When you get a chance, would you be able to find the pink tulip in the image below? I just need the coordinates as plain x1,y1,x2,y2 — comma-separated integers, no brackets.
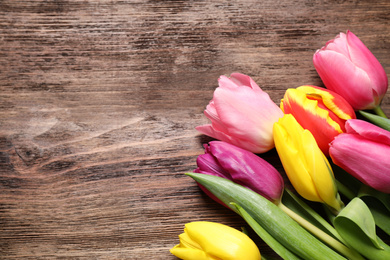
313,31,388,110
329,119,390,193
196,73,284,153
194,141,284,204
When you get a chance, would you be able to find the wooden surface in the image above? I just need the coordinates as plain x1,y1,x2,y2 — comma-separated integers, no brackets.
1,1,389,259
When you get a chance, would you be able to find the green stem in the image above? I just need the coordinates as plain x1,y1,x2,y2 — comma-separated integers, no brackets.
278,202,365,260
336,180,356,201
283,189,346,243
372,106,388,118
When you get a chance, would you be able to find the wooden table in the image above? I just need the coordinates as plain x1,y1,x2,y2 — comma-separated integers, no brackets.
1,1,389,259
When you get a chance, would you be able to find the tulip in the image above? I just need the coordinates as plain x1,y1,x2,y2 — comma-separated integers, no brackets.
273,114,343,212
170,221,261,260
313,30,388,111
281,85,356,156
194,141,284,204
329,119,390,193
196,73,284,153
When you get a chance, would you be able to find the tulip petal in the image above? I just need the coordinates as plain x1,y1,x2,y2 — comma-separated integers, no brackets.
273,116,321,202
195,124,266,153
217,75,239,90
322,32,350,58
297,85,355,121
208,141,284,202
302,129,340,211
170,231,210,260
314,50,375,110
282,88,342,155
229,73,264,94
185,222,261,260
330,134,390,193
170,247,210,260
195,150,229,178
345,119,390,146
197,73,283,153
178,231,203,250
214,85,280,141
346,31,388,99
203,100,228,134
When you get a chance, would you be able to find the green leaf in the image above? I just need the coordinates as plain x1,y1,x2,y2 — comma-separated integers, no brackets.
360,198,390,236
334,198,390,260
186,172,346,260
231,202,302,260
333,164,390,237
358,186,390,236
358,110,390,131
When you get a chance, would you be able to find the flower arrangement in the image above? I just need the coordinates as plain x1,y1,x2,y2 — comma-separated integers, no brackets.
171,31,390,260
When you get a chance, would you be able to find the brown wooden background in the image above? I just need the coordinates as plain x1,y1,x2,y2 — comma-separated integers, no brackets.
1,0,389,259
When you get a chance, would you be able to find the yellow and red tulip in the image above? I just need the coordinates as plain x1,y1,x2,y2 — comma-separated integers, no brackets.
170,221,261,260
281,85,356,156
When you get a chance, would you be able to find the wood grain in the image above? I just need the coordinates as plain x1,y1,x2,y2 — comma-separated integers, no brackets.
1,0,389,259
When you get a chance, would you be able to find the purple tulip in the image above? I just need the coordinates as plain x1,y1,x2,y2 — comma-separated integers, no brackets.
329,119,390,193
194,141,284,203
313,31,388,110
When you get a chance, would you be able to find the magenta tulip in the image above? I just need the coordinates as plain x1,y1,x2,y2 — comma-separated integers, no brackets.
194,141,284,204
329,119,390,193
313,31,388,111
196,73,284,153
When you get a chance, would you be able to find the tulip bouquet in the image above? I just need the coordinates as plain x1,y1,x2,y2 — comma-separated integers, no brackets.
171,31,390,260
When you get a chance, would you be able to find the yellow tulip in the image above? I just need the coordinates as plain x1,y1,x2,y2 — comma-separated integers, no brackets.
273,114,343,213
170,221,261,260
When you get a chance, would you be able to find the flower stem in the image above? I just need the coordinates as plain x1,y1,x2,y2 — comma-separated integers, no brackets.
336,180,356,201
278,202,365,260
372,106,388,118
282,189,345,243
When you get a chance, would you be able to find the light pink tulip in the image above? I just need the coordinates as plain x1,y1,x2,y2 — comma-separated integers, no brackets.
329,119,390,193
313,31,388,110
196,73,284,153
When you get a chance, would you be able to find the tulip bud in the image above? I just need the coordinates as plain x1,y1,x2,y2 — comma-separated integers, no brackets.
281,85,356,156
196,73,284,153
170,221,261,260
273,114,343,212
330,119,390,193
313,30,388,110
194,141,284,204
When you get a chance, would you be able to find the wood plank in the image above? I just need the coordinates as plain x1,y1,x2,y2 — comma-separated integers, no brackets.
1,0,389,258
